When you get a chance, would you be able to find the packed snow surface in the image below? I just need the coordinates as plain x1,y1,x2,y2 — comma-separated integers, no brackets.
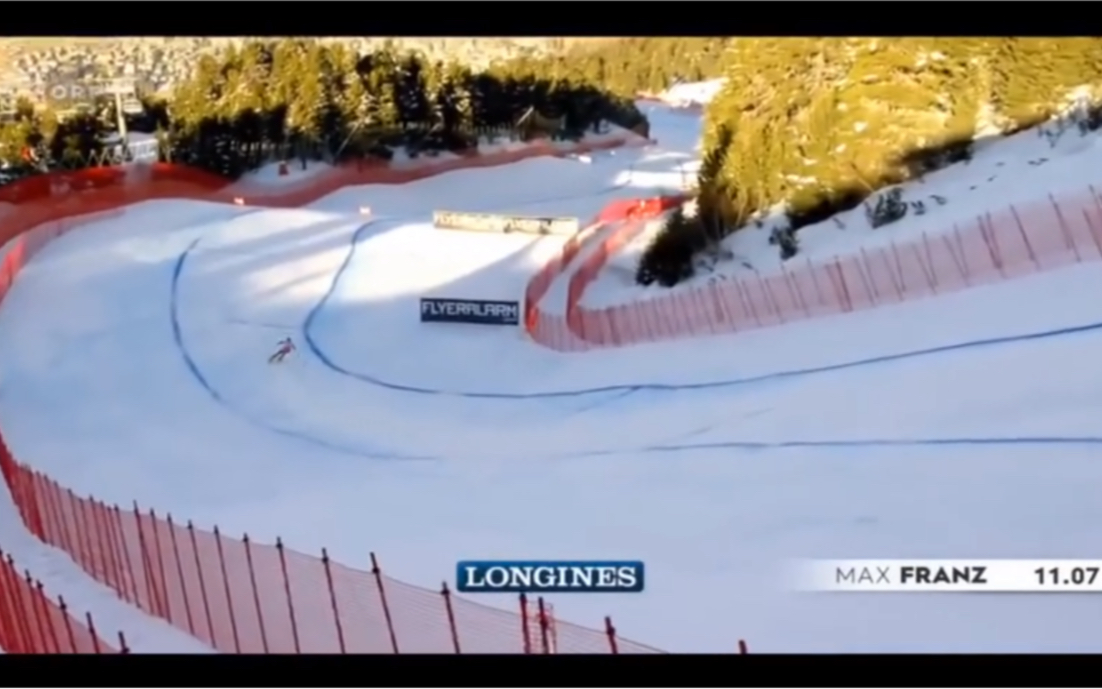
3,85,1102,652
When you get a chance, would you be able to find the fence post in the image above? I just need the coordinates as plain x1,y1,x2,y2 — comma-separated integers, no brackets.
0,554,23,651
735,278,762,326
167,515,196,637
1088,185,1102,254
919,233,939,292
1091,184,1102,217
148,509,171,620
22,470,45,539
242,534,269,653
91,500,123,596
22,572,45,652
806,258,827,309
78,496,105,585
369,552,400,654
738,638,748,654
86,612,101,654
828,260,852,312
29,472,54,545
1048,194,1081,262
547,602,558,654
909,242,936,294
1083,208,1102,257
41,478,71,554
537,597,551,654
1008,205,1038,271
320,548,346,653
188,521,217,647
132,503,159,615
69,490,96,573
940,232,968,286
604,616,619,654
58,595,77,654
862,248,888,302
118,630,130,654
33,580,60,652
275,539,302,653
11,568,32,653
888,242,908,297
440,582,461,654
518,593,532,654
110,505,138,604
0,561,11,650
758,274,783,322
979,213,1004,277
952,225,972,282
784,268,810,318
213,526,242,653
642,298,665,343
849,251,874,306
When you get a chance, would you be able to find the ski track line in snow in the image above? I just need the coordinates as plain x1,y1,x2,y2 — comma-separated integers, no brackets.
165,210,1102,457
170,234,435,462
302,217,1102,399
575,434,1102,460
165,173,647,462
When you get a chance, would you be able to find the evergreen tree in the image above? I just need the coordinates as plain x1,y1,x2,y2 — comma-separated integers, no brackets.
0,37,649,180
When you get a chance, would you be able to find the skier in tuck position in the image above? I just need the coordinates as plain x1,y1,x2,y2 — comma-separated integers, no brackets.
269,337,296,364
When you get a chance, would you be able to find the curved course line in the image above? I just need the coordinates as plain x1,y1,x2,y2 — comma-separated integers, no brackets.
162,161,1102,454
574,434,1102,459
303,219,1102,399
179,229,1102,456
162,158,649,456
170,235,434,462
301,220,640,402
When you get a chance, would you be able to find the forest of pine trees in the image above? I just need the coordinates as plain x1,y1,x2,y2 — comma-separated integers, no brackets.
157,40,659,178
0,38,725,181
638,38,1102,288
0,37,736,182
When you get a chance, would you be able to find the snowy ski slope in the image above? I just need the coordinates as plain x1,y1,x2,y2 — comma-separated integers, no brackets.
3,88,1102,652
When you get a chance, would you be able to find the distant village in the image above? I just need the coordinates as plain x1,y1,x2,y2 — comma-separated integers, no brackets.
0,37,575,120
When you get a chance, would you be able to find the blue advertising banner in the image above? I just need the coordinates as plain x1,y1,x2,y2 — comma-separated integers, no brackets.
455,560,646,594
420,298,520,326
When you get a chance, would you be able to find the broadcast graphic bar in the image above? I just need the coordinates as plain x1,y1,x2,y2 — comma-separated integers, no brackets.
799,559,1102,592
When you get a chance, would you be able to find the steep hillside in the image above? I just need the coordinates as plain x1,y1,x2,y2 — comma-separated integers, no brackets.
639,38,1102,289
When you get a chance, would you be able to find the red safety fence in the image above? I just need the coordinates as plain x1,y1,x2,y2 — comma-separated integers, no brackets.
0,547,126,653
0,136,647,246
0,137,678,654
521,199,642,345
524,186,1102,350
524,196,686,351
0,455,662,654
